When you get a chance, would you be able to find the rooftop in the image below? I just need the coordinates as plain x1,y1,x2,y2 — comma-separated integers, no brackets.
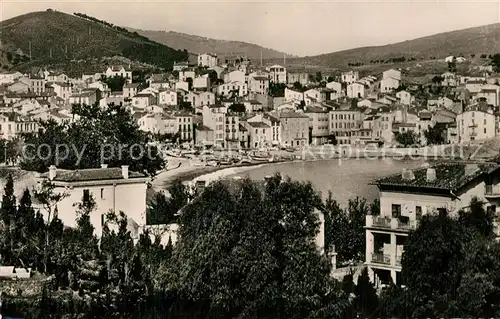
40,167,147,182
374,162,500,192
247,121,270,129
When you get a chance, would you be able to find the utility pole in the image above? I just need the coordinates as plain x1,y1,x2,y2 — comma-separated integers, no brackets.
283,53,286,66
29,41,32,59
260,50,263,67
49,48,52,59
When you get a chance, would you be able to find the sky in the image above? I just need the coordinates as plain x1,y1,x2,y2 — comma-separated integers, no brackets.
2,0,500,56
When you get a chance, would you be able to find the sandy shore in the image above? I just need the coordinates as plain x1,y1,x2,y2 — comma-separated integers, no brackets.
150,145,459,194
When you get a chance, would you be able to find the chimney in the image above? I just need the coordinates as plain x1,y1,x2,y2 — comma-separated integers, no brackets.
426,168,437,182
49,165,57,180
101,163,108,169
121,165,129,179
196,180,206,194
401,168,415,181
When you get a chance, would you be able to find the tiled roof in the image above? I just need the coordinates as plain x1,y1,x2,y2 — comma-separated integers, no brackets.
41,167,147,182
124,83,140,88
196,124,213,131
279,111,309,119
374,163,500,192
247,121,270,128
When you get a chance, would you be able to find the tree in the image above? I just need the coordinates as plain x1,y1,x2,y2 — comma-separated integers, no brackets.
327,76,335,83
33,179,68,273
21,103,165,176
391,209,500,318
395,131,419,147
424,124,445,145
458,196,494,239
323,193,370,264
292,81,303,91
268,83,287,97
167,176,348,318
228,103,246,113
490,53,500,72
315,72,323,83
102,75,126,92
0,174,17,265
353,268,378,318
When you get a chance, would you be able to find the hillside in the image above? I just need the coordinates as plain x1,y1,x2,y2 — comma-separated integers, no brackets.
130,29,294,59
0,10,189,71
288,23,500,69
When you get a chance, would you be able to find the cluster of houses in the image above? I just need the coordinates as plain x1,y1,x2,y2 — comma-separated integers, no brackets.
1,53,500,149
4,53,500,289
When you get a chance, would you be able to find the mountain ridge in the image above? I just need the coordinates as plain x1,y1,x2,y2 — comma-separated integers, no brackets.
129,28,296,59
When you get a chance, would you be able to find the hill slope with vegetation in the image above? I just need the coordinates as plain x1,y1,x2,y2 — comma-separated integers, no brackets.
286,23,500,68
0,10,189,71
130,29,294,59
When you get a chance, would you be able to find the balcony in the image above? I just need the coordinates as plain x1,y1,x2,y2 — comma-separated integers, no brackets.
371,252,391,265
366,215,417,231
469,122,478,128
372,216,391,228
485,185,500,198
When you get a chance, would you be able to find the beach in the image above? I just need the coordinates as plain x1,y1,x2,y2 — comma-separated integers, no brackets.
150,144,461,194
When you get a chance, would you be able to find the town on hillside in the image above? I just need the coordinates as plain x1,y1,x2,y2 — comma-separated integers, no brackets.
2,42,500,317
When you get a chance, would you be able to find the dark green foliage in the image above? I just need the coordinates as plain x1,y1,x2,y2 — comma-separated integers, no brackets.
323,193,370,264
147,180,188,225
424,124,446,145
167,175,347,318
490,53,500,72
102,75,127,91
20,103,165,176
353,268,378,318
395,131,419,147
269,82,287,97
458,196,494,239
228,103,246,113
378,208,500,318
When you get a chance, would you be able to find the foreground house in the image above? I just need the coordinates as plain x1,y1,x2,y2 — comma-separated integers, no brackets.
38,165,149,238
366,162,500,287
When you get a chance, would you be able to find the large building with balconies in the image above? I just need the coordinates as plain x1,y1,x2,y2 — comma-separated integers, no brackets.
366,162,500,287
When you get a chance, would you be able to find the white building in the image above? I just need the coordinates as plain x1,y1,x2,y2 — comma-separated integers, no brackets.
198,53,219,67
347,82,367,99
284,88,304,103
382,69,401,81
105,65,132,83
456,104,496,142
267,65,287,83
367,163,500,286
38,165,149,238
380,77,400,93
215,81,248,97
158,89,178,106
341,71,359,84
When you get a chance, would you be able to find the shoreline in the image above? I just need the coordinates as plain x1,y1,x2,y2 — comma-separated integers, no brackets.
151,147,481,192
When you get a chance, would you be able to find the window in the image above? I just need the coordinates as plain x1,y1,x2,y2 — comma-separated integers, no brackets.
437,207,447,216
485,128,487,134
100,188,104,199
83,189,90,202
392,204,401,218
416,206,422,220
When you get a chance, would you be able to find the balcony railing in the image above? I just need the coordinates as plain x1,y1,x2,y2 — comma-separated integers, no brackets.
396,255,402,266
372,216,391,228
366,215,418,231
371,252,391,265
